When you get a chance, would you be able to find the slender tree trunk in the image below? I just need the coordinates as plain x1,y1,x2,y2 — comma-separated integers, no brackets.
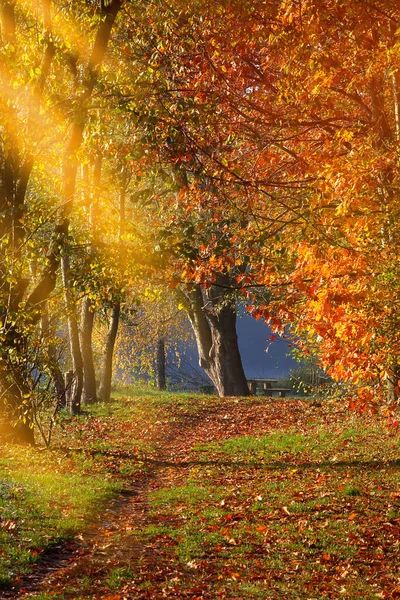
53,365,67,409
41,304,66,408
184,279,249,397
389,21,400,141
79,155,101,405
369,53,400,404
61,255,83,414
98,164,127,401
57,2,121,414
386,364,400,406
80,297,97,404
98,302,120,402
156,337,166,391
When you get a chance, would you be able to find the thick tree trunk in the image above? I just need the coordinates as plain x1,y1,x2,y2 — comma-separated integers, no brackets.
80,297,97,405
98,302,120,402
184,280,249,397
207,305,249,397
61,255,83,414
156,337,166,391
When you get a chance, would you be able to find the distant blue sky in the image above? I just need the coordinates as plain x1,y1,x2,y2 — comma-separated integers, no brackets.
236,314,301,378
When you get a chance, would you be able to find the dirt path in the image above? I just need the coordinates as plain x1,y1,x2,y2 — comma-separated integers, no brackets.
3,398,317,599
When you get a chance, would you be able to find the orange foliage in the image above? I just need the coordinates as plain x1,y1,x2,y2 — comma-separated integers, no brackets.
133,0,400,398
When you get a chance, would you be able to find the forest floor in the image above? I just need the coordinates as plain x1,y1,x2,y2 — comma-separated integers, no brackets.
0,390,400,599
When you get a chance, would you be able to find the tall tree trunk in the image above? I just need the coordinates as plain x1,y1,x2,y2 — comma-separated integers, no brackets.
79,155,101,405
98,164,127,401
98,302,120,402
41,303,66,408
369,49,399,404
389,21,400,141
156,337,166,391
57,1,122,413
80,298,97,405
61,255,83,414
184,278,249,397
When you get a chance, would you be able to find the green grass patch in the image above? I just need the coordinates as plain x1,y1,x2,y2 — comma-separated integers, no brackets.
105,567,133,590
138,404,400,599
208,431,309,457
2,392,400,599
150,484,212,507
0,445,120,588
0,393,160,589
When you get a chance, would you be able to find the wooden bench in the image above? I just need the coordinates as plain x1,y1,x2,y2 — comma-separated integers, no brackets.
247,379,291,398
247,379,277,394
263,387,291,398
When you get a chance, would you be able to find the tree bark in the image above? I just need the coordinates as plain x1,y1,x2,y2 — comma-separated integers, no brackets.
385,364,400,406
156,337,166,391
41,303,66,408
97,163,127,401
80,297,97,405
0,370,35,445
184,278,249,397
207,306,249,397
61,255,83,414
79,154,101,405
64,370,74,409
0,1,16,43
98,302,120,402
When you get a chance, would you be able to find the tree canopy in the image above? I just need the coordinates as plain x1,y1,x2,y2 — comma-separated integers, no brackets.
1,0,400,441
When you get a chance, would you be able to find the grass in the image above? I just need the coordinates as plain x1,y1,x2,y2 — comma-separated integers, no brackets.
0,392,154,589
136,402,400,599
195,430,310,459
1,388,399,598
105,567,133,590
0,447,120,587
150,484,212,507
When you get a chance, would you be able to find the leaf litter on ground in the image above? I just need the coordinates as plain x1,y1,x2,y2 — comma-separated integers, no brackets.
1,391,399,599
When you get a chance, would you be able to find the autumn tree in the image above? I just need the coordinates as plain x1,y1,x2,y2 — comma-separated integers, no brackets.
125,0,400,405
0,0,122,443
4,0,400,443
110,287,193,391
256,0,400,405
